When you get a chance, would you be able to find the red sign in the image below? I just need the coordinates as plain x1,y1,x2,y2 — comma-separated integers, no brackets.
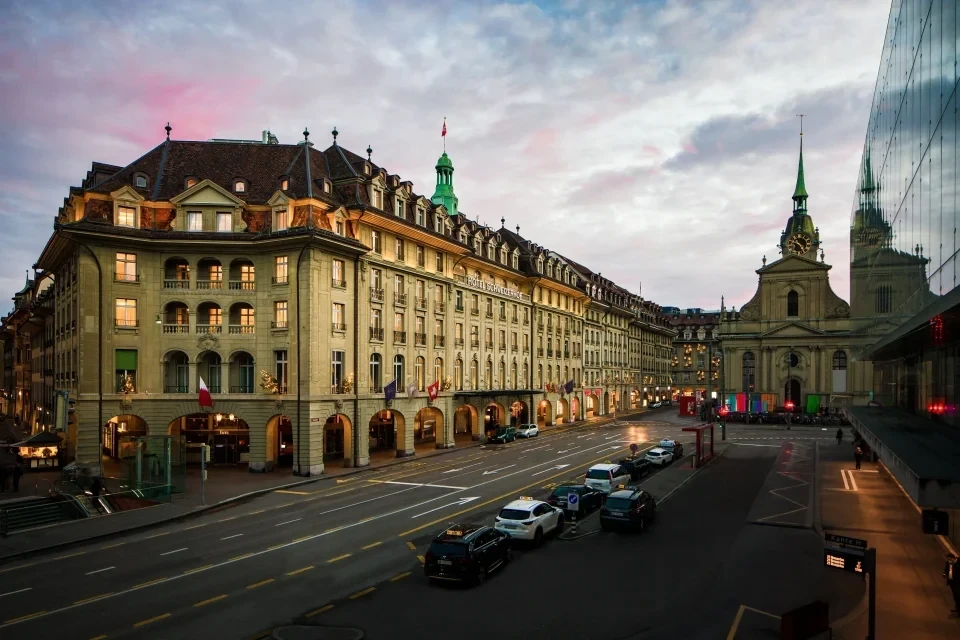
679,395,697,416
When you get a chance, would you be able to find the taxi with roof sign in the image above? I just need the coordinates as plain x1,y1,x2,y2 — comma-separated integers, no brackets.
494,497,564,545
423,523,511,585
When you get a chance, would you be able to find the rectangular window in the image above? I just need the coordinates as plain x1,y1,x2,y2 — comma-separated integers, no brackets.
187,211,202,232
416,316,426,333
239,306,254,327
117,206,136,227
373,189,382,209
275,350,288,392
275,209,288,231
416,245,425,267
372,268,382,289
335,220,344,236
371,308,382,329
435,251,444,272
371,230,382,253
115,298,137,327
435,215,442,233
333,303,345,329
416,279,425,299
217,212,232,232
395,274,405,294
274,301,288,328
456,290,464,310
332,259,345,286
331,350,344,390
115,252,137,282
115,349,138,393
274,256,288,283
395,312,405,330
417,208,425,226
396,238,405,261
395,198,404,217
456,323,463,340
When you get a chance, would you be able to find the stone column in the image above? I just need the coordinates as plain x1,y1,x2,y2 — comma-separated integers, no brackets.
75,398,102,474
435,396,455,449
296,402,325,476
397,407,416,457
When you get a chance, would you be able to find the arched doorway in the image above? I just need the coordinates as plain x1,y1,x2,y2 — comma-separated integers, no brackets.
454,405,478,443
571,396,580,421
103,415,148,462
484,402,505,435
556,398,569,424
266,415,293,467
586,394,596,418
168,413,250,465
536,399,553,427
631,389,640,409
414,407,443,452
369,410,405,459
509,400,529,426
324,414,350,461
784,379,801,409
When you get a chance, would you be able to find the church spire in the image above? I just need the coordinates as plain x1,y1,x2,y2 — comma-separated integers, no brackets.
431,122,458,216
792,116,808,213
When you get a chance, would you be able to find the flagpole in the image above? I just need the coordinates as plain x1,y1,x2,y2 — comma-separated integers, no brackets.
443,116,446,153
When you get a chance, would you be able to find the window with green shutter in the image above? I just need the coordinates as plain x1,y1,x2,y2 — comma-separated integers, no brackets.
115,350,138,393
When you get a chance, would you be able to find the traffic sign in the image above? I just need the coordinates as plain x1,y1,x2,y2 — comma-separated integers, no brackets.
567,492,579,512
630,443,638,455
824,546,865,574
825,533,867,549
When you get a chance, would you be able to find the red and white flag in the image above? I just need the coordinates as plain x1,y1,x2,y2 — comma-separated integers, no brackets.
198,376,213,408
441,120,447,137
427,380,440,401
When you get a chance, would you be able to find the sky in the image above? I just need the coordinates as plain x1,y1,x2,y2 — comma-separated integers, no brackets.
0,0,891,311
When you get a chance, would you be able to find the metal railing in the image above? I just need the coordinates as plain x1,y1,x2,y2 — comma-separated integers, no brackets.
395,293,407,306
230,385,254,393
370,327,384,341
394,331,407,344
371,287,384,302
164,385,188,393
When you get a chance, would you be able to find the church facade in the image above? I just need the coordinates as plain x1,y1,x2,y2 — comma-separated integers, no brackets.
719,137,874,412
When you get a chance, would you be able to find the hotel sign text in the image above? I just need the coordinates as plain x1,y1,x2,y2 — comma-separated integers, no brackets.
464,276,527,301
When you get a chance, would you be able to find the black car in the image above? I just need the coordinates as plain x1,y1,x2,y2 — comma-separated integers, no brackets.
488,426,517,444
617,455,653,481
599,488,657,532
424,524,511,584
546,483,605,517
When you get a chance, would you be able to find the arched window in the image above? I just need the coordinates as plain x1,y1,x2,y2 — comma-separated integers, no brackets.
485,359,493,388
434,357,443,386
511,362,518,388
537,364,543,388
742,352,755,392
523,362,529,387
787,290,799,317
454,358,463,390
369,353,382,392
416,356,425,391
470,359,479,389
393,355,404,385
832,350,847,393
498,360,506,389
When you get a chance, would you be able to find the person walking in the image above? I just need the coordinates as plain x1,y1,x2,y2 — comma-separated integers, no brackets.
854,445,863,471
944,554,959,616
836,428,843,445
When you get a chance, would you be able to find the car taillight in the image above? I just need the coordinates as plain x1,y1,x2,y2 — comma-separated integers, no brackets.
522,520,535,526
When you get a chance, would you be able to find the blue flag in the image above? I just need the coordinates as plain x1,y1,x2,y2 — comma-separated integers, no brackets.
384,379,397,402
565,379,575,394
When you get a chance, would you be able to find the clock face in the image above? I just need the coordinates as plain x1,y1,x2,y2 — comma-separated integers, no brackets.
787,233,812,255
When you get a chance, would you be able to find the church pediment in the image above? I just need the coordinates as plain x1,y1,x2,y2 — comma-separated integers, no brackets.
758,254,830,274
759,322,827,338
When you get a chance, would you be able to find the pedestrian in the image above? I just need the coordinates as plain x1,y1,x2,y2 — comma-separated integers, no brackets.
89,476,104,514
12,455,22,492
836,428,843,445
854,445,863,471
944,554,959,616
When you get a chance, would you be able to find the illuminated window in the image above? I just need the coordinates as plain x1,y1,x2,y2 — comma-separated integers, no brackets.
217,212,231,232
234,180,246,193
115,298,137,327
117,206,136,228
187,212,202,232
275,209,288,231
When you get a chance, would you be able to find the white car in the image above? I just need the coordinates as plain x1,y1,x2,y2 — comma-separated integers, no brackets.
516,424,539,438
584,463,632,494
645,447,673,466
494,498,564,544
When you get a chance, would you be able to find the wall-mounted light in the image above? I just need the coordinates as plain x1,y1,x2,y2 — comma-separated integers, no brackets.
155,314,162,325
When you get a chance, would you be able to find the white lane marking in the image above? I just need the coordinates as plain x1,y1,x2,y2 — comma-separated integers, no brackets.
160,548,188,556
842,469,858,492
84,566,115,575
410,496,480,518
577,434,592,439
852,469,879,473
531,464,570,476
378,481,468,490
276,518,303,527
730,442,782,448
482,465,516,476
0,588,32,598
841,469,850,490
556,448,580,454
442,462,484,474
220,534,244,541
524,445,549,452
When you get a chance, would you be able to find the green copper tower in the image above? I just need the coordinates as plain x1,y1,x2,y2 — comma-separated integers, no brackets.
792,132,808,213
431,152,459,216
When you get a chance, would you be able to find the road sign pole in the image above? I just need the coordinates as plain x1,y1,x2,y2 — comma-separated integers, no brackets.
866,547,876,640
201,445,207,506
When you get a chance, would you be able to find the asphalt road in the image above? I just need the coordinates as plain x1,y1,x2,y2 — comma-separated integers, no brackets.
0,412,688,640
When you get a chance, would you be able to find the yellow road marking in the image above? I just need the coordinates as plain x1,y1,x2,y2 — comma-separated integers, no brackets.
389,572,411,582
405,541,416,551
0,562,34,574
358,516,376,523
100,542,126,549
327,553,351,563
246,578,275,590
247,509,265,515
193,595,228,607
348,587,376,599
143,532,170,539
398,444,638,537
184,564,214,574
286,566,315,576
276,490,311,495
182,523,208,531
726,604,780,639
4,611,46,624
267,543,287,551
54,551,86,560
362,541,382,550
417,555,425,564
74,592,113,605
306,604,335,617
133,577,166,589
88,635,108,640
292,535,313,543
134,613,171,627
230,553,254,561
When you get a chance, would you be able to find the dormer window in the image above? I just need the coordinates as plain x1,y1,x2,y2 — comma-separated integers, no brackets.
324,180,331,193
233,179,247,193
185,177,198,189
487,244,494,260
537,259,544,273
335,220,344,236
281,178,289,191
395,198,403,217
364,163,371,175
274,208,288,231
372,188,383,209
459,231,467,244
684,329,692,340
511,254,518,269
435,215,443,233
134,174,148,189
117,205,136,228
417,208,425,226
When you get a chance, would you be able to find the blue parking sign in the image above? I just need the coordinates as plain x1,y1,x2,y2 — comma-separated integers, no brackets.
567,492,579,511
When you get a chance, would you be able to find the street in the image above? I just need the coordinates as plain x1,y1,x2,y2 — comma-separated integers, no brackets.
0,412,842,640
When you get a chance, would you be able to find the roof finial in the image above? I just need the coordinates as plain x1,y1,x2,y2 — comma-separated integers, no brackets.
366,145,373,161
165,122,172,140
303,127,310,142
820,248,825,262
792,114,808,207
516,225,520,234
762,255,767,266
500,217,505,228
332,126,338,145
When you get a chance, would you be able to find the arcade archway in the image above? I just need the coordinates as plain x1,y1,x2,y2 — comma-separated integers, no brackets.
168,412,250,466
536,399,553,427
571,396,581,421
454,404,478,443
369,409,405,459
586,394,596,418
784,379,801,409
631,389,640,409
414,407,443,452
556,398,569,424
324,414,350,462
484,402,506,436
509,400,529,427
266,414,293,467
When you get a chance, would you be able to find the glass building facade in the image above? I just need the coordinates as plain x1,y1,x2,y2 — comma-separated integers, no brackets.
851,0,960,421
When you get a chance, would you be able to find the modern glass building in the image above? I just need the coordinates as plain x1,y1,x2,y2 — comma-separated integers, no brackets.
848,0,959,539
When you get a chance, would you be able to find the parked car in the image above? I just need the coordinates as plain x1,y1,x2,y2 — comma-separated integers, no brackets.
600,488,657,532
584,463,632,494
546,483,605,516
424,523,512,584
617,454,653,480
658,438,684,459
516,424,539,438
645,448,673,466
650,401,662,408
488,426,517,444
494,497,564,545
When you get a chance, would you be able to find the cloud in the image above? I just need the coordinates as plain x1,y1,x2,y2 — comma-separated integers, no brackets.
0,0,890,313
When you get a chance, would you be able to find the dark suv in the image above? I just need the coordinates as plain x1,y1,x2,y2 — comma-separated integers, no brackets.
546,483,605,517
617,455,653,481
423,524,511,584
488,426,517,444
600,488,657,532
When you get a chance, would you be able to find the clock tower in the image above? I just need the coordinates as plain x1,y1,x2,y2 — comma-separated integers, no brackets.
779,132,821,260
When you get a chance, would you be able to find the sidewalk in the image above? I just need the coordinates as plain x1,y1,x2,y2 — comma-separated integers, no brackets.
0,411,635,563
818,440,960,639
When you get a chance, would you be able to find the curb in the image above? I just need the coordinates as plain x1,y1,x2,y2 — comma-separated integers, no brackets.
812,440,824,536
0,412,634,564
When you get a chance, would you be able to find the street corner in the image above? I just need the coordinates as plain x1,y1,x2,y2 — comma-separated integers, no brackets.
269,625,365,640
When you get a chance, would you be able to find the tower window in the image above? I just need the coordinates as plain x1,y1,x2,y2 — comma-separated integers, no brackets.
787,290,799,317
875,285,892,314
